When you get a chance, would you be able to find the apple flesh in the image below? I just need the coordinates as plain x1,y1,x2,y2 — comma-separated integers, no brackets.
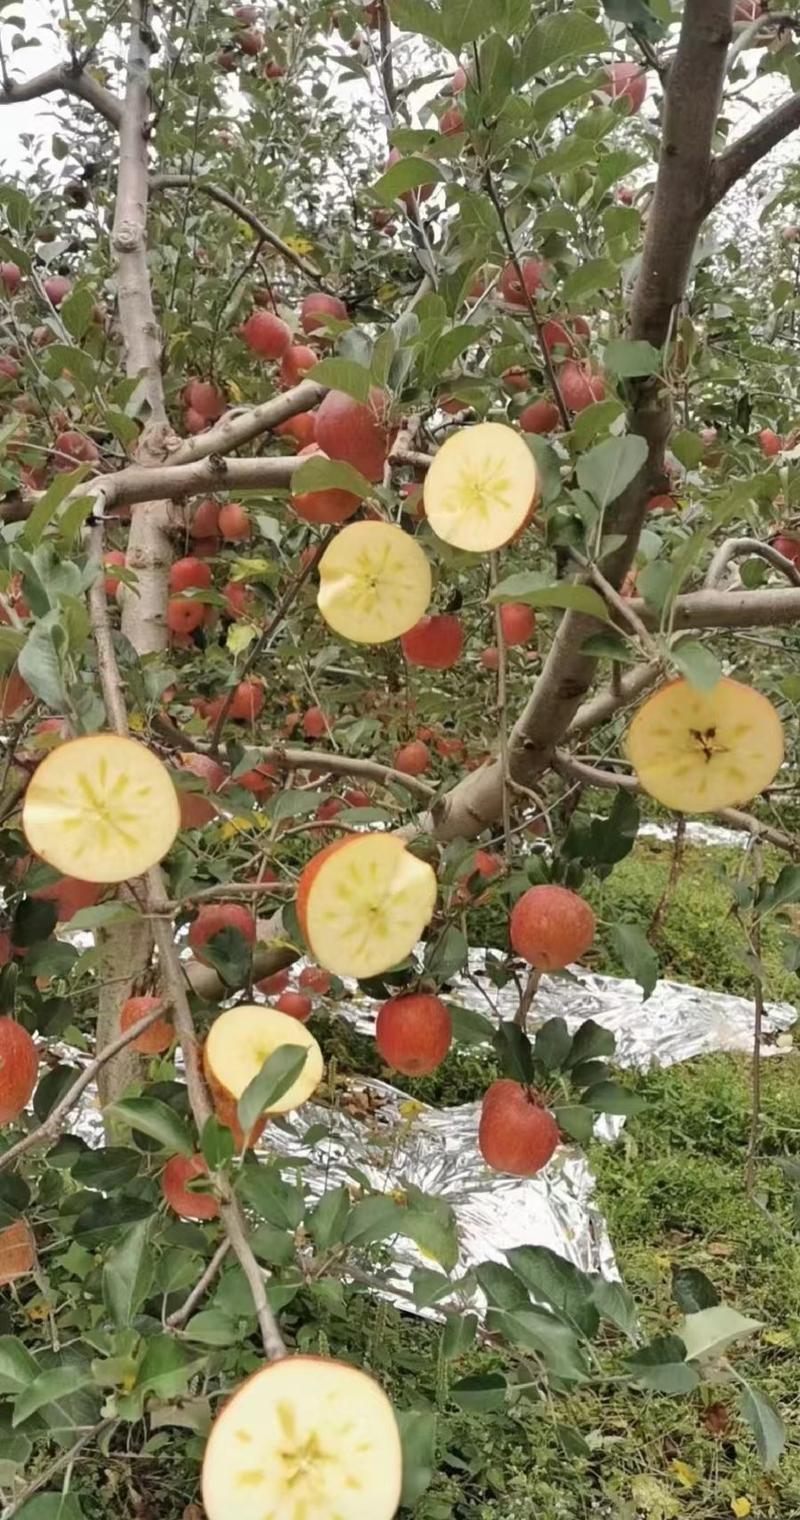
297,834,437,978
0,1018,38,1123
510,885,596,971
424,422,539,552
317,521,431,643
22,734,180,883
626,677,784,813
204,1004,324,1132
162,1153,220,1221
479,1080,560,1176
375,993,452,1075
201,1355,402,1520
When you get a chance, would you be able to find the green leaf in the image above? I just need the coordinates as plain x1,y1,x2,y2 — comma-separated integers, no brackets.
610,923,658,1000
563,257,620,304
108,1098,194,1156
489,574,609,621
536,137,598,177
601,0,665,42
73,1147,141,1192
403,1184,459,1271
446,1003,494,1046
576,435,648,509
42,343,96,390
531,73,598,130
671,1266,720,1314
17,617,67,710
137,1337,201,1400
13,1497,84,1520
670,638,722,693
533,1017,572,1073
342,1195,405,1247
519,11,607,78
679,1305,763,1363
506,1245,599,1337
201,1115,235,1171
637,559,673,614
450,1372,507,1411
670,429,705,470
373,156,442,205
566,1019,616,1067
442,1311,478,1359
411,1267,452,1308
269,789,323,824
552,1104,595,1143
757,863,800,913
239,1167,305,1229
592,1277,639,1341
603,339,662,378
397,1406,437,1507
67,902,140,931
197,926,253,990
525,434,563,506
583,1079,646,1116
424,925,468,981
477,33,516,114
309,1186,351,1250
493,1020,534,1084
628,1335,699,1394
291,454,372,501
183,1310,239,1347
0,1337,38,1396
13,1366,92,1427
442,0,504,46
581,631,637,662
102,1221,153,1330
306,357,372,403
237,1044,310,1134
21,470,89,550
570,398,626,450
738,1381,786,1470
60,285,94,340
487,1307,589,1381
476,1260,531,1311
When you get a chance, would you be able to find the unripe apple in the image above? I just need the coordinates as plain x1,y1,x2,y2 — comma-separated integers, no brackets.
499,258,548,306
43,274,71,306
601,61,647,114
510,884,595,970
240,309,292,359
188,904,256,963
300,293,347,335
120,995,173,1055
478,1081,559,1176
400,613,464,670
375,993,452,1075
0,1019,38,1124
519,398,560,434
275,990,313,1022
162,1154,220,1220
218,501,251,540
393,740,430,775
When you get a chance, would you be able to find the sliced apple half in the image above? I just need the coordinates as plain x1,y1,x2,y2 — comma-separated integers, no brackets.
423,421,539,551
298,834,437,978
204,1004,323,1117
317,520,431,643
22,734,180,882
626,677,784,814
202,1355,403,1520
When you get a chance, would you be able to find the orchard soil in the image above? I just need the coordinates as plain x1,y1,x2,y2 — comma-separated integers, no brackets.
11,842,800,1519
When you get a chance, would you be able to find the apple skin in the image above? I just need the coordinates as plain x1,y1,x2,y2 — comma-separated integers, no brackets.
602,61,647,114
394,740,431,775
240,310,291,358
499,258,548,306
440,106,464,136
480,646,500,670
510,885,596,971
0,262,21,294
300,293,347,334
183,379,225,420
0,1018,38,1124
0,1219,36,1286
519,398,560,435
375,993,452,1075
275,991,313,1022
478,1080,560,1176
646,494,676,513
298,966,332,995
32,875,102,923
314,388,391,482
120,995,173,1055
162,1154,220,1221
279,344,317,388
771,535,800,567
499,603,536,646
559,361,605,413
53,431,100,471
401,614,464,670
191,499,220,538
43,274,71,306
274,410,317,448
758,428,782,457
218,501,251,541
103,550,126,595
256,967,291,996
169,556,212,593
188,904,256,963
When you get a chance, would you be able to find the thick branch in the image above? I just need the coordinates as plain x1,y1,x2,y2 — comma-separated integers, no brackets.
568,661,663,739
169,379,326,467
0,63,122,127
151,176,329,287
630,585,800,631
704,537,800,589
709,92,800,209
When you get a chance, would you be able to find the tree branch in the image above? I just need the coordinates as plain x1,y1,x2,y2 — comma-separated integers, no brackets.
0,63,122,127
709,92,800,209
568,661,664,740
704,537,800,589
630,585,800,631
169,379,326,467
151,175,331,288
166,1239,231,1328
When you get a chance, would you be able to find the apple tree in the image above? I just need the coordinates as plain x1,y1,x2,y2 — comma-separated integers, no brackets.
0,0,799,1513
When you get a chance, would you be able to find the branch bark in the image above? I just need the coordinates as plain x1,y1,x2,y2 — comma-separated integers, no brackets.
709,91,800,209
704,537,800,589
0,63,122,127
630,585,800,631
168,379,326,467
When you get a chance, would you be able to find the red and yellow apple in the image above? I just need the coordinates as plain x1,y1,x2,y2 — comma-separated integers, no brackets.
297,834,437,978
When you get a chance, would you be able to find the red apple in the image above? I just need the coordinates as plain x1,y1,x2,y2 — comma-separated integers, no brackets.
120,995,173,1055
218,501,251,541
104,550,126,596
274,411,316,448
646,494,676,513
257,967,291,996
375,993,452,1075
53,430,100,471
191,499,220,538
510,884,595,970
502,366,529,393
239,27,263,53
298,966,332,995
499,603,536,646
478,1080,559,1176
43,274,71,306
499,258,548,306
314,388,391,483
0,1019,38,1124
188,903,256,963
167,598,206,637
300,293,347,335
240,310,292,359
519,398,560,435
771,535,800,566
394,740,430,776
162,1153,220,1220
302,706,330,739
440,107,464,136
0,670,32,718
0,262,21,294
601,61,647,114
559,361,605,413
401,613,464,670
169,556,213,593
758,428,782,457
279,344,317,388
274,990,313,1022
0,355,20,382
183,379,225,420
480,646,499,670
32,875,102,923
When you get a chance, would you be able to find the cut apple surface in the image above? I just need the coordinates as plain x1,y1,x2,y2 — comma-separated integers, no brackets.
298,834,437,978
204,1004,323,1115
202,1355,403,1520
22,734,180,882
626,677,784,813
317,521,431,643
423,422,539,551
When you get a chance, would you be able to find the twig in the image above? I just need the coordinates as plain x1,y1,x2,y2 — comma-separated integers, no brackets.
490,556,512,858
745,889,764,1196
167,1239,231,1327
586,560,660,656
0,1005,169,1175
704,537,800,590
3,1420,115,1518
648,815,686,936
515,968,541,1031
151,176,332,289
